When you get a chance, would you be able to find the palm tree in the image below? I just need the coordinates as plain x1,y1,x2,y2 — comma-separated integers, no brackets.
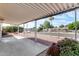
49,16,54,28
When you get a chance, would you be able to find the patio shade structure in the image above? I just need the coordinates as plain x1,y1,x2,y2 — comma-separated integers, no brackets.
0,3,78,25
0,3,79,40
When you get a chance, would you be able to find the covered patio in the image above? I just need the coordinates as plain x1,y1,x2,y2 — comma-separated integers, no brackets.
0,3,78,56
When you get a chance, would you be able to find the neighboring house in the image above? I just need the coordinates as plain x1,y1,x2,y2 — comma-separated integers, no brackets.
43,27,69,32
25,28,35,33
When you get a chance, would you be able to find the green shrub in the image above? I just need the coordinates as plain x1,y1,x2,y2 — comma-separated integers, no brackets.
3,26,23,33
58,38,79,56
37,27,43,32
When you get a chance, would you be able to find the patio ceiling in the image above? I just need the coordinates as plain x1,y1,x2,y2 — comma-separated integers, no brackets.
0,3,79,25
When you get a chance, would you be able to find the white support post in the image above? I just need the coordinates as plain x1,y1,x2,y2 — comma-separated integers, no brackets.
23,24,26,37
57,27,60,39
75,9,77,40
0,21,3,40
17,25,19,35
26,24,28,38
35,20,37,42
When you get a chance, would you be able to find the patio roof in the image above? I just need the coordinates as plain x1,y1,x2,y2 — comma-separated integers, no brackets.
0,3,79,25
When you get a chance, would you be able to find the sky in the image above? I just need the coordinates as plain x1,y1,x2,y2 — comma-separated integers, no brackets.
3,9,79,28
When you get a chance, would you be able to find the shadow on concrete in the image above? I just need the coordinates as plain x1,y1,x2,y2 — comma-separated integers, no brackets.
27,37,53,46
2,35,13,38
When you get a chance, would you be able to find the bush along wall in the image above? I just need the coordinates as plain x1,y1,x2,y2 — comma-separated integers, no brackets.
57,38,79,56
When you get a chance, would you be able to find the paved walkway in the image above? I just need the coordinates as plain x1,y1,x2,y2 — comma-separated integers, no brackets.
0,36,48,56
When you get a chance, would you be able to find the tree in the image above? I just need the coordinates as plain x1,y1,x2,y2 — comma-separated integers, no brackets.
76,21,79,30
43,20,51,29
37,20,54,32
50,25,54,28
59,24,64,28
67,21,79,30
49,16,54,28
37,24,44,32
67,23,75,30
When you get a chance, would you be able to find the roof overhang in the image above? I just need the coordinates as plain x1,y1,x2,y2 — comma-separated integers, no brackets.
0,3,79,25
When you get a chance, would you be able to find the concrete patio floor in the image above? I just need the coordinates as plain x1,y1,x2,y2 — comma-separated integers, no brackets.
0,36,49,56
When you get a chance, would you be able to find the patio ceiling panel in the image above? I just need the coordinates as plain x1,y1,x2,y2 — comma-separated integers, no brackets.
25,3,49,16
0,3,78,25
56,4,64,11
23,3,48,18
62,4,68,10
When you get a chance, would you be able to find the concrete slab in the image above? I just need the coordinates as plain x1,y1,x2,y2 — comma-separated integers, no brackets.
0,37,48,56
